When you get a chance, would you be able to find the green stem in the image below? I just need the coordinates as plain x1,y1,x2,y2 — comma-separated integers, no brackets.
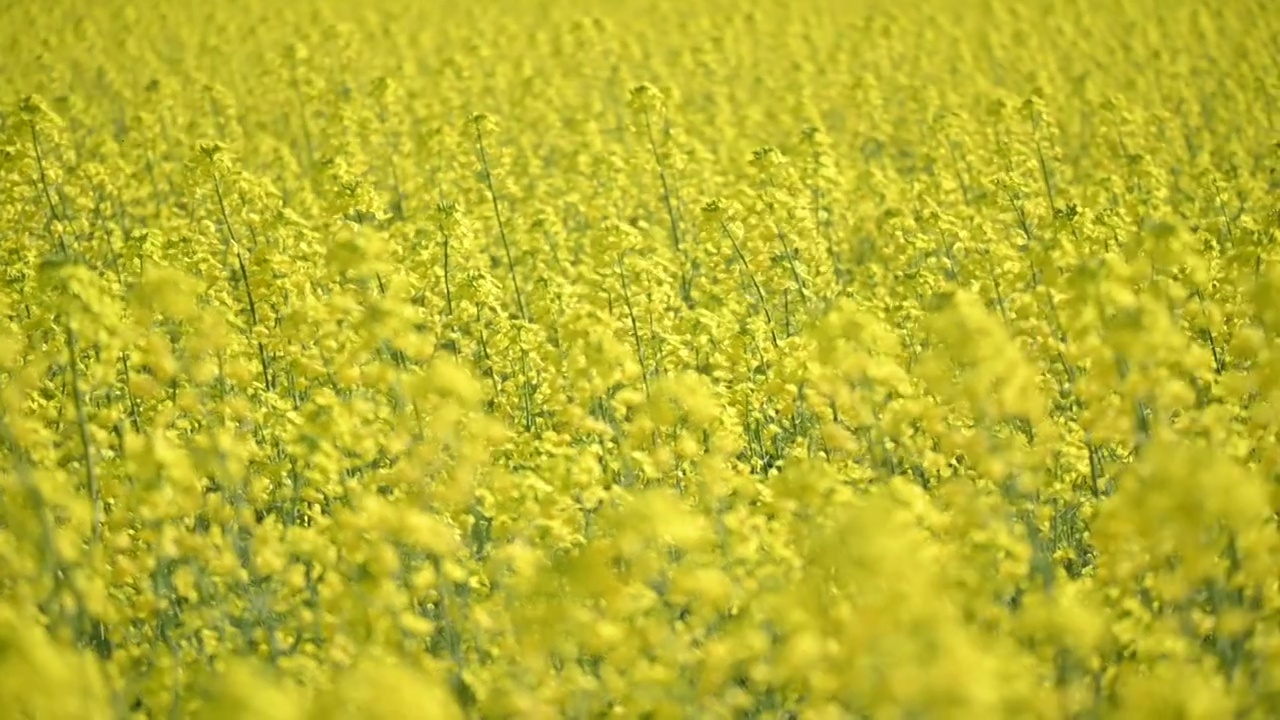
472,119,529,323
720,221,780,349
618,252,651,397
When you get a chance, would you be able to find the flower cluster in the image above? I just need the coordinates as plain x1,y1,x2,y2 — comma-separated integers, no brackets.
1,0,1278,716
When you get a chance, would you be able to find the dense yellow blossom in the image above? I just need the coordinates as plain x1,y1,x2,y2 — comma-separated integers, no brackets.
2,0,1278,716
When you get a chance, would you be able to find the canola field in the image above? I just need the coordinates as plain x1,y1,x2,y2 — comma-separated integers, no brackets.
2,0,1279,717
